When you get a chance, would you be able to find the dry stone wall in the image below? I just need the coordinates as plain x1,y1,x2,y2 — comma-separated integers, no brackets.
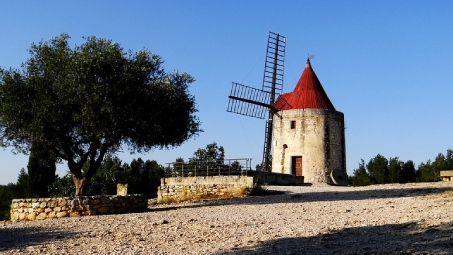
10,194,147,222
158,172,304,202
158,175,252,201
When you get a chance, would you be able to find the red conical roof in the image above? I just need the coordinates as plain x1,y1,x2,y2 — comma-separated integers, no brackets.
275,59,335,111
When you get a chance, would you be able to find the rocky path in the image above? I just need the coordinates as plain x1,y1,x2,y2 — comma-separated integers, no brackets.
1,182,453,254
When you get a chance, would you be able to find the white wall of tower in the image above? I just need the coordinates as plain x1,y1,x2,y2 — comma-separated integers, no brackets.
271,108,346,184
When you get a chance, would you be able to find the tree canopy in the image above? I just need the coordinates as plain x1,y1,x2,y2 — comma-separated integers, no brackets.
0,34,201,196
348,150,453,186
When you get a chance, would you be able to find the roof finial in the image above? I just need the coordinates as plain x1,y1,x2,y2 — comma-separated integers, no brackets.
306,54,314,67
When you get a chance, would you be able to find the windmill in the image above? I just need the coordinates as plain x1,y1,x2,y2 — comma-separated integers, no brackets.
227,31,286,172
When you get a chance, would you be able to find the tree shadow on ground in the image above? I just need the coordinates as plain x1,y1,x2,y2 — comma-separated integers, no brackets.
215,221,453,255
147,185,453,212
258,186,453,204
0,226,77,252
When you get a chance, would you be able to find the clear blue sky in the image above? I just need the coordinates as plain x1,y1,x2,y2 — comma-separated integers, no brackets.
1,1,452,184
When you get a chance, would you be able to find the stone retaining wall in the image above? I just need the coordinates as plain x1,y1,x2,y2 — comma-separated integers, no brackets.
10,194,147,222
158,175,252,201
158,172,304,202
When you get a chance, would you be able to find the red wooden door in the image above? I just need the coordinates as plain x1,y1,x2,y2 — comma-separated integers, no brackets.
292,156,302,176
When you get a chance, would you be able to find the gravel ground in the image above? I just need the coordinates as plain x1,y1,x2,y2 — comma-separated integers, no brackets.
1,182,453,254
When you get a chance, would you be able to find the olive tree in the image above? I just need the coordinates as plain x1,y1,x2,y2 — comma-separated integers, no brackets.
0,34,201,196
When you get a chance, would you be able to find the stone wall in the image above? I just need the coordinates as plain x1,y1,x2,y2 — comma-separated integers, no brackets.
254,171,304,185
158,175,252,201
440,170,453,181
10,194,147,222
158,172,304,202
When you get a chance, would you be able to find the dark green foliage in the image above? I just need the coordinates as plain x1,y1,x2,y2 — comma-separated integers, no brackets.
190,142,225,163
446,149,453,169
48,174,75,197
172,157,185,175
416,150,453,182
349,160,372,186
400,160,416,183
15,168,32,198
128,158,165,198
188,142,226,174
84,156,128,196
0,34,201,196
145,160,166,198
0,184,16,220
367,154,389,184
416,161,439,182
350,149,453,186
47,156,164,198
231,161,242,171
388,157,404,184
27,142,56,197
0,169,37,220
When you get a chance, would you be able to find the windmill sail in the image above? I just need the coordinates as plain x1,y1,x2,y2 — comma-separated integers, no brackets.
262,31,286,96
227,82,275,119
226,31,286,172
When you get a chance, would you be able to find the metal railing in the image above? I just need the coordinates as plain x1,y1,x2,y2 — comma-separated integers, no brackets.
164,158,253,177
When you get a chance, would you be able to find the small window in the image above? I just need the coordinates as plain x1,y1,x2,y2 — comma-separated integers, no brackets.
290,121,296,129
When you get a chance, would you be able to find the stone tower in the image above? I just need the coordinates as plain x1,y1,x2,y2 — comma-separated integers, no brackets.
271,59,346,184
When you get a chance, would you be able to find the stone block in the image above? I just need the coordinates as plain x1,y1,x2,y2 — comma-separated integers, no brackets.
27,213,36,221
58,199,67,207
36,213,47,220
70,200,79,207
40,202,47,208
76,205,85,211
48,200,57,207
69,211,80,217
97,206,110,214
117,183,128,195
57,211,69,218
10,213,19,221
101,197,111,204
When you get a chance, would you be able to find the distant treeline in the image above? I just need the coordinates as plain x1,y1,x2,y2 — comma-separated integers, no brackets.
349,149,453,186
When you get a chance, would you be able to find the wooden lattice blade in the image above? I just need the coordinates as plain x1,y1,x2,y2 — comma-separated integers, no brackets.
227,82,273,119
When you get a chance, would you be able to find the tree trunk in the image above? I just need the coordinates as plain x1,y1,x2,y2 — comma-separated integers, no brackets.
72,175,87,197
